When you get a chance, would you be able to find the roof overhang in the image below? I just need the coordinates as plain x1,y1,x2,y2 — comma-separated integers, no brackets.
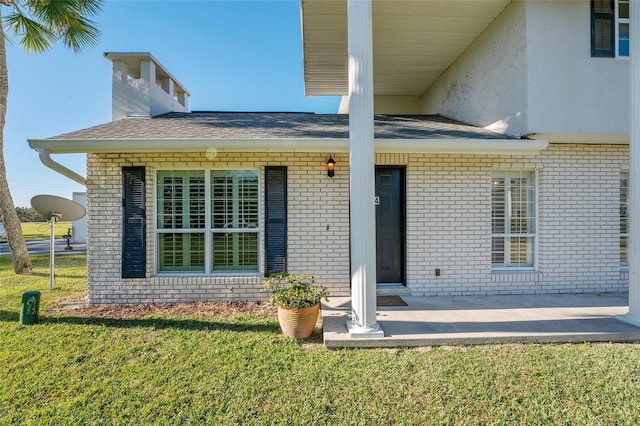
301,0,512,96
29,138,548,155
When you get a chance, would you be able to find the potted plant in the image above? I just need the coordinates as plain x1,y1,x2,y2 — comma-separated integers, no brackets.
264,272,329,339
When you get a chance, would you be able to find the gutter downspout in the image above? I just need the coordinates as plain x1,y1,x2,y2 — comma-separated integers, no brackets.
38,149,87,187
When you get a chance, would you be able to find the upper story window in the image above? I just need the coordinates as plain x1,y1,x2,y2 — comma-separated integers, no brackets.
592,0,629,58
618,0,630,56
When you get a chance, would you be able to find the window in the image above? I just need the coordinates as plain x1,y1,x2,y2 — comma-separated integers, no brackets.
211,170,259,271
492,171,537,270
621,172,629,269
156,170,259,273
591,0,629,57
617,0,629,56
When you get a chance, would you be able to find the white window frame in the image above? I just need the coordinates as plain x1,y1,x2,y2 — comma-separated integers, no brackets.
154,168,261,276
155,170,206,274
210,170,261,274
491,171,538,272
621,171,629,270
616,0,630,58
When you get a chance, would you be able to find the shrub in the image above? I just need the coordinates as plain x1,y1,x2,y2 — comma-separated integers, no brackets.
264,273,329,309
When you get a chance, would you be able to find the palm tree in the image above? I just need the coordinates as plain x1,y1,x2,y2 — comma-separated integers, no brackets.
0,0,102,274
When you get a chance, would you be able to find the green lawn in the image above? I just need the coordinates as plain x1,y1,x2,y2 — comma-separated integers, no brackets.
22,222,72,240
2,256,640,424
0,222,72,242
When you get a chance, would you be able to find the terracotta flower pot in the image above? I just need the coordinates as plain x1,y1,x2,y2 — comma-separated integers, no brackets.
277,304,320,339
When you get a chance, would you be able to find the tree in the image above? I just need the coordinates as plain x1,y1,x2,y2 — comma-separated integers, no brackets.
0,0,102,274
15,206,45,222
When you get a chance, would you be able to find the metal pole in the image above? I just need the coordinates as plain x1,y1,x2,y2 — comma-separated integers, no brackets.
49,216,56,290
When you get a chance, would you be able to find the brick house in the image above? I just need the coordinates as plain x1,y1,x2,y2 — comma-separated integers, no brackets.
28,1,640,335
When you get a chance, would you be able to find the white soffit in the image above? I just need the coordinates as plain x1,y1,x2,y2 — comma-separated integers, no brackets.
28,138,548,155
301,0,511,96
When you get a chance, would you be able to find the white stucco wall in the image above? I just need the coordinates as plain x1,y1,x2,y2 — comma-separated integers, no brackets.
374,96,423,114
420,1,629,136
112,78,188,120
525,1,629,134
71,192,87,244
420,1,528,136
339,95,423,114
112,77,152,120
150,83,187,117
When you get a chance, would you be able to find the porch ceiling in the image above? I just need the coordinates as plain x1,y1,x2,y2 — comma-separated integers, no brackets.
301,0,511,96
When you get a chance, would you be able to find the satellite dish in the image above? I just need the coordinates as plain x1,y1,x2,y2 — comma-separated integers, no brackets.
30,195,87,290
31,194,86,222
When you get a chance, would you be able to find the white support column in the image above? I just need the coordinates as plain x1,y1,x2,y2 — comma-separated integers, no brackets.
111,60,129,121
346,0,383,337
620,0,640,327
112,60,128,81
140,60,156,85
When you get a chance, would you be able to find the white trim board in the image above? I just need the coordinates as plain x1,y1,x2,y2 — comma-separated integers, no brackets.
29,138,549,156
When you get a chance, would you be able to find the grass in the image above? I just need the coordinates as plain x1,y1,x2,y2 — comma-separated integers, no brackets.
0,222,72,242
20,222,72,240
2,256,640,424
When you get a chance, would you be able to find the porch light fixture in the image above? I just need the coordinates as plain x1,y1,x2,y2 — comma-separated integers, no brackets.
326,155,336,178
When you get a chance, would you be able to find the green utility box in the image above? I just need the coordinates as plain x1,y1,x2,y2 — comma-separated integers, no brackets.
20,291,41,325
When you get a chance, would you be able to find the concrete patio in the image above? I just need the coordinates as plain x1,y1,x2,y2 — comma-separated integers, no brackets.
322,293,640,348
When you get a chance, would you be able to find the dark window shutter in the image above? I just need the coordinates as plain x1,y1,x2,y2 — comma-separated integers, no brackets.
592,0,615,57
122,167,146,278
265,166,287,276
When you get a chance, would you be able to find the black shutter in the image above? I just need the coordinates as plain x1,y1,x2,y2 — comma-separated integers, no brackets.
265,166,287,276
122,167,146,278
592,0,615,57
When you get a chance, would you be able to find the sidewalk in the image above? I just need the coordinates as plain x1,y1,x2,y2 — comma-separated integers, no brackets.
322,293,640,348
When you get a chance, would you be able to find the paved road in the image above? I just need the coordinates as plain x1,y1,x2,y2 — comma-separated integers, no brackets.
0,239,86,256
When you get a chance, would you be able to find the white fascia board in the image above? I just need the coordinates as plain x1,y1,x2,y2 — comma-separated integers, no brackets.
528,133,628,144
28,138,548,155
376,139,548,155
28,138,348,153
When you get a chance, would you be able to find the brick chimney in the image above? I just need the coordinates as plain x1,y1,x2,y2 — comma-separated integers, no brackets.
104,52,190,121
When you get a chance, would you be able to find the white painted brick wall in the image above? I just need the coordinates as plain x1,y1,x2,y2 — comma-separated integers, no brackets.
405,144,628,296
86,152,350,304
86,144,629,304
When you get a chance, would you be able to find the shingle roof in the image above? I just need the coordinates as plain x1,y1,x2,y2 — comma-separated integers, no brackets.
48,112,516,141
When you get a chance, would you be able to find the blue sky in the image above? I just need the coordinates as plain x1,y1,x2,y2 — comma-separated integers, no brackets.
5,0,340,207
